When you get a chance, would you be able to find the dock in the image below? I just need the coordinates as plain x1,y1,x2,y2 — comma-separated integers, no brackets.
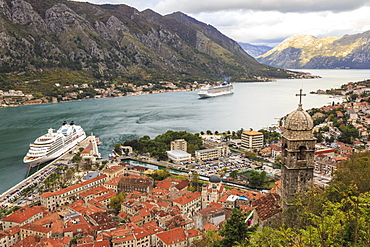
0,135,100,207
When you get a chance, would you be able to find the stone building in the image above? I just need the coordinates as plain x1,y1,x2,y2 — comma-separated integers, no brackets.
201,175,225,208
118,175,154,194
281,92,315,208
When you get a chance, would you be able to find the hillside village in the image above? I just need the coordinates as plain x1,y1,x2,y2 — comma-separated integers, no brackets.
1,80,370,246
0,81,200,107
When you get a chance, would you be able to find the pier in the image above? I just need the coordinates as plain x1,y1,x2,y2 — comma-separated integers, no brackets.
0,135,100,208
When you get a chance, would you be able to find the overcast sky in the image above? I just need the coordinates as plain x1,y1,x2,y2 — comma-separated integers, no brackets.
73,0,370,47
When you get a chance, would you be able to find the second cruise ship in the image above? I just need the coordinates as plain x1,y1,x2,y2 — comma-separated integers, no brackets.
198,82,234,98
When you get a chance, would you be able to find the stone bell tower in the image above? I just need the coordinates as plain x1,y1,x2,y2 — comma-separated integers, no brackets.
281,90,316,208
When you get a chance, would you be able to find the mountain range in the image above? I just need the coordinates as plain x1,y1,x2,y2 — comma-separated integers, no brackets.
0,0,301,93
238,43,272,58
257,32,370,69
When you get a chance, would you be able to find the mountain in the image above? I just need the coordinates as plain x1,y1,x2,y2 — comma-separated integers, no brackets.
0,0,300,94
257,32,370,69
238,42,272,58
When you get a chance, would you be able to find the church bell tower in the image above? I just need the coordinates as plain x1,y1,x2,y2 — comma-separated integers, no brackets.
281,90,316,208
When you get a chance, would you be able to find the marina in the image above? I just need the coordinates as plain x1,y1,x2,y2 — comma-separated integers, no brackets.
0,135,100,208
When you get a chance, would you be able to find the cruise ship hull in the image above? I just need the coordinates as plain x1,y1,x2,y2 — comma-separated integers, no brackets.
198,83,234,99
24,134,86,168
198,90,234,98
24,122,86,168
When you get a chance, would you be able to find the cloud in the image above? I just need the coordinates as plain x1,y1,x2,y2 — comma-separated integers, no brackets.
189,5,370,45
154,0,370,14
71,0,370,46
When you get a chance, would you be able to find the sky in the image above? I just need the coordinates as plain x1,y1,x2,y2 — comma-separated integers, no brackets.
73,0,370,47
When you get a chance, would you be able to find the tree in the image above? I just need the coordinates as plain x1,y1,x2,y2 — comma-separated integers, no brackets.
249,171,266,187
191,230,222,247
216,209,257,247
109,192,125,211
150,169,170,181
230,170,239,178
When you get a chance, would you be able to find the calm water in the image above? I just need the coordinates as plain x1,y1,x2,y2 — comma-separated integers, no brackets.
0,69,369,193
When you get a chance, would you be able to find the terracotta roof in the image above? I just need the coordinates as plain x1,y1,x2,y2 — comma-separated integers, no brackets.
142,221,163,235
198,206,224,216
5,225,20,236
156,227,186,245
251,193,281,221
175,179,189,190
39,237,71,247
242,130,263,136
79,185,109,198
203,222,218,231
20,223,52,234
156,181,173,189
2,206,44,223
186,228,202,238
103,165,124,173
40,175,107,198
13,235,39,247
105,175,123,186
173,191,201,205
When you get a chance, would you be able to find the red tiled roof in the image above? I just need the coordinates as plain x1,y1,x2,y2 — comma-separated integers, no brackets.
103,165,124,173
2,206,44,224
203,222,218,231
173,192,201,205
156,181,173,189
156,227,186,245
142,221,163,235
251,193,281,221
20,223,52,234
40,175,107,198
198,206,224,216
186,228,202,238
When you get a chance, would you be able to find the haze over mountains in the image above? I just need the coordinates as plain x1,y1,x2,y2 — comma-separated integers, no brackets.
0,0,298,87
257,32,370,69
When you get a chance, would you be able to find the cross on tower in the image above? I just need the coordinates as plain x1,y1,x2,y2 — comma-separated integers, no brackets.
296,89,306,105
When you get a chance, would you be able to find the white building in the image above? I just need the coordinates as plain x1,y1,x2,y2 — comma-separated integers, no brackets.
166,150,191,164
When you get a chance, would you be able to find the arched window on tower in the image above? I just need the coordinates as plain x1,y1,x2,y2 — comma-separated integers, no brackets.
298,146,307,160
282,144,288,157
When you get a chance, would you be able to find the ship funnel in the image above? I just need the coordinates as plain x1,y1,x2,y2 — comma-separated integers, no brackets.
62,121,67,125
70,121,75,125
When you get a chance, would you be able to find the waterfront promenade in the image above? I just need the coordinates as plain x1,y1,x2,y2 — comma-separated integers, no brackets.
0,135,100,207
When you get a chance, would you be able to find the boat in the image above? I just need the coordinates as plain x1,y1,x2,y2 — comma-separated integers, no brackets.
23,121,86,168
198,82,234,98
96,137,101,146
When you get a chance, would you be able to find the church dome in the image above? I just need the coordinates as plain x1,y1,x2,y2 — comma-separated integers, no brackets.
284,104,313,131
209,175,221,183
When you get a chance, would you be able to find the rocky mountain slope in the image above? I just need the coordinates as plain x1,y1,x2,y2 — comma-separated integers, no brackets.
0,0,298,92
257,32,370,69
238,42,272,58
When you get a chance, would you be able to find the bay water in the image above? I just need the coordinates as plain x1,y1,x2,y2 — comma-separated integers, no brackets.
1,69,369,193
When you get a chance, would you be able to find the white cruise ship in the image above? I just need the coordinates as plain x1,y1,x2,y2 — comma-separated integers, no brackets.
24,121,86,168
198,82,234,98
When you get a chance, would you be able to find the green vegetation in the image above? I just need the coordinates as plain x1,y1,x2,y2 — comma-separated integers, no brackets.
192,209,256,247
123,130,203,159
109,192,125,211
249,151,370,246
248,170,266,188
149,169,170,181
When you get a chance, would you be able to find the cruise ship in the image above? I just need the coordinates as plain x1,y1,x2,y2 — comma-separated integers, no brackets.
23,121,86,168
198,82,234,98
